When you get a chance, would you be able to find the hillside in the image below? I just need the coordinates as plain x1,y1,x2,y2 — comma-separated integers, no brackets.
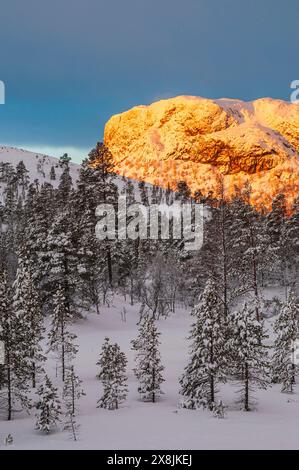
104,96,299,209
0,146,80,189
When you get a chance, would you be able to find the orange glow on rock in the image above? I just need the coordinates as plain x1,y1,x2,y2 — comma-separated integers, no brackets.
103,96,299,210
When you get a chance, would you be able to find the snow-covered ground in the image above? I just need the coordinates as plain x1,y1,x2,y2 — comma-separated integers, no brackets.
0,294,298,450
0,146,80,187
0,145,152,199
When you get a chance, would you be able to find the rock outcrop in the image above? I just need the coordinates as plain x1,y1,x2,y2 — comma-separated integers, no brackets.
104,96,299,209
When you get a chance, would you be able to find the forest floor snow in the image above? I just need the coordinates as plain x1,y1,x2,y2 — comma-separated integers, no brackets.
0,295,298,450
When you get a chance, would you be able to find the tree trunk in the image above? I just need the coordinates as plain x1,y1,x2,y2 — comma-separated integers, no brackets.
152,367,156,403
32,360,36,388
71,369,75,415
106,246,113,286
61,317,65,382
244,362,249,411
7,363,12,421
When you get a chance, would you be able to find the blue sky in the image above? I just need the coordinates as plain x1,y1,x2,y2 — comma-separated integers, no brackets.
0,0,298,162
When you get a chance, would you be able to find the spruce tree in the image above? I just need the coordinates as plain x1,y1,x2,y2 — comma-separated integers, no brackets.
13,249,45,387
88,142,117,285
45,210,78,316
0,270,31,420
16,160,29,197
50,165,56,181
48,284,78,381
35,375,61,434
229,187,272,320
284,197,299,292
63,366,85,441
57,153,73,206
180,278,226,410
266,194,290,296
229,303,270,411
133,316,164,403
272,292,299,392
97,338,128,410
138,180,149,206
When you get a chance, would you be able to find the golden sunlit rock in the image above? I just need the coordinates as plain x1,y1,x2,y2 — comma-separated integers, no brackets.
104,95,299,209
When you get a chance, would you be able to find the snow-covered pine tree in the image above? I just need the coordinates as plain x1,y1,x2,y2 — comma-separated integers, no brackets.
48,284,78,382
96,337,112,380
266,194,291,296
175,180,191,203
0,270,31,420
111,344,128,408
138,180,149,206
133,316,164,403
22,182,56,298
50,165,56,181
16,160,29,198
35,375,61,434
3,172,19,262
229,303,270,411
284,197,299,292
272,292,299,392
63,366,85,441
70,165,106,314
97,338,128,410
211,175,237,317
87,142,118,286
13,248,45,387
180,278,226,410
56,153,73,207
229,185,273,320
44,210,78,316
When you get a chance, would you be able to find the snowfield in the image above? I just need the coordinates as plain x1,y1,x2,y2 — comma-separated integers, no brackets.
0,146,80,188
1,295,299,450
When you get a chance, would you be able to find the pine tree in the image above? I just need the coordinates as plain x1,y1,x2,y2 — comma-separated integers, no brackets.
97,337,128,410
180,278,226,410
229,186,272,320
175,180,191,203
0,270,31,420
63,366,85,441
266,194,289,296
209,176,236,318
133,316,164,403
229,303,270,411
57,154,73,206
284,197,299,292
16,160,29,197
44,209,79,315
35,375,61,434
138,180,149,206
70,174,105,314
272,292,299,392
22,182,56,310
88,142,117,285
70,145,118,309
50,165,56,181
13,249,45,387
48,285,78,381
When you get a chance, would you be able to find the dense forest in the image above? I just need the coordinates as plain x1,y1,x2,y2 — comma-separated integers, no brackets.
0,142,298,434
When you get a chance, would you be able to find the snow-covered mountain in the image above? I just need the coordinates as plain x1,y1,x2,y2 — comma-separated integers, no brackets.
104,96,299,209
0,146,80,187
0,145,151,202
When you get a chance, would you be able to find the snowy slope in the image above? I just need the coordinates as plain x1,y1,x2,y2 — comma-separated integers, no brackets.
0,146,80,187
0,145,150,198
0,291,298,450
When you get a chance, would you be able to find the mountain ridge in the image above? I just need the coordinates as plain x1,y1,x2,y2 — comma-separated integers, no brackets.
104,95,299,209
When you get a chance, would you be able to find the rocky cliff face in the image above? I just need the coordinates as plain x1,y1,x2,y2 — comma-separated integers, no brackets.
104,96,299,209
